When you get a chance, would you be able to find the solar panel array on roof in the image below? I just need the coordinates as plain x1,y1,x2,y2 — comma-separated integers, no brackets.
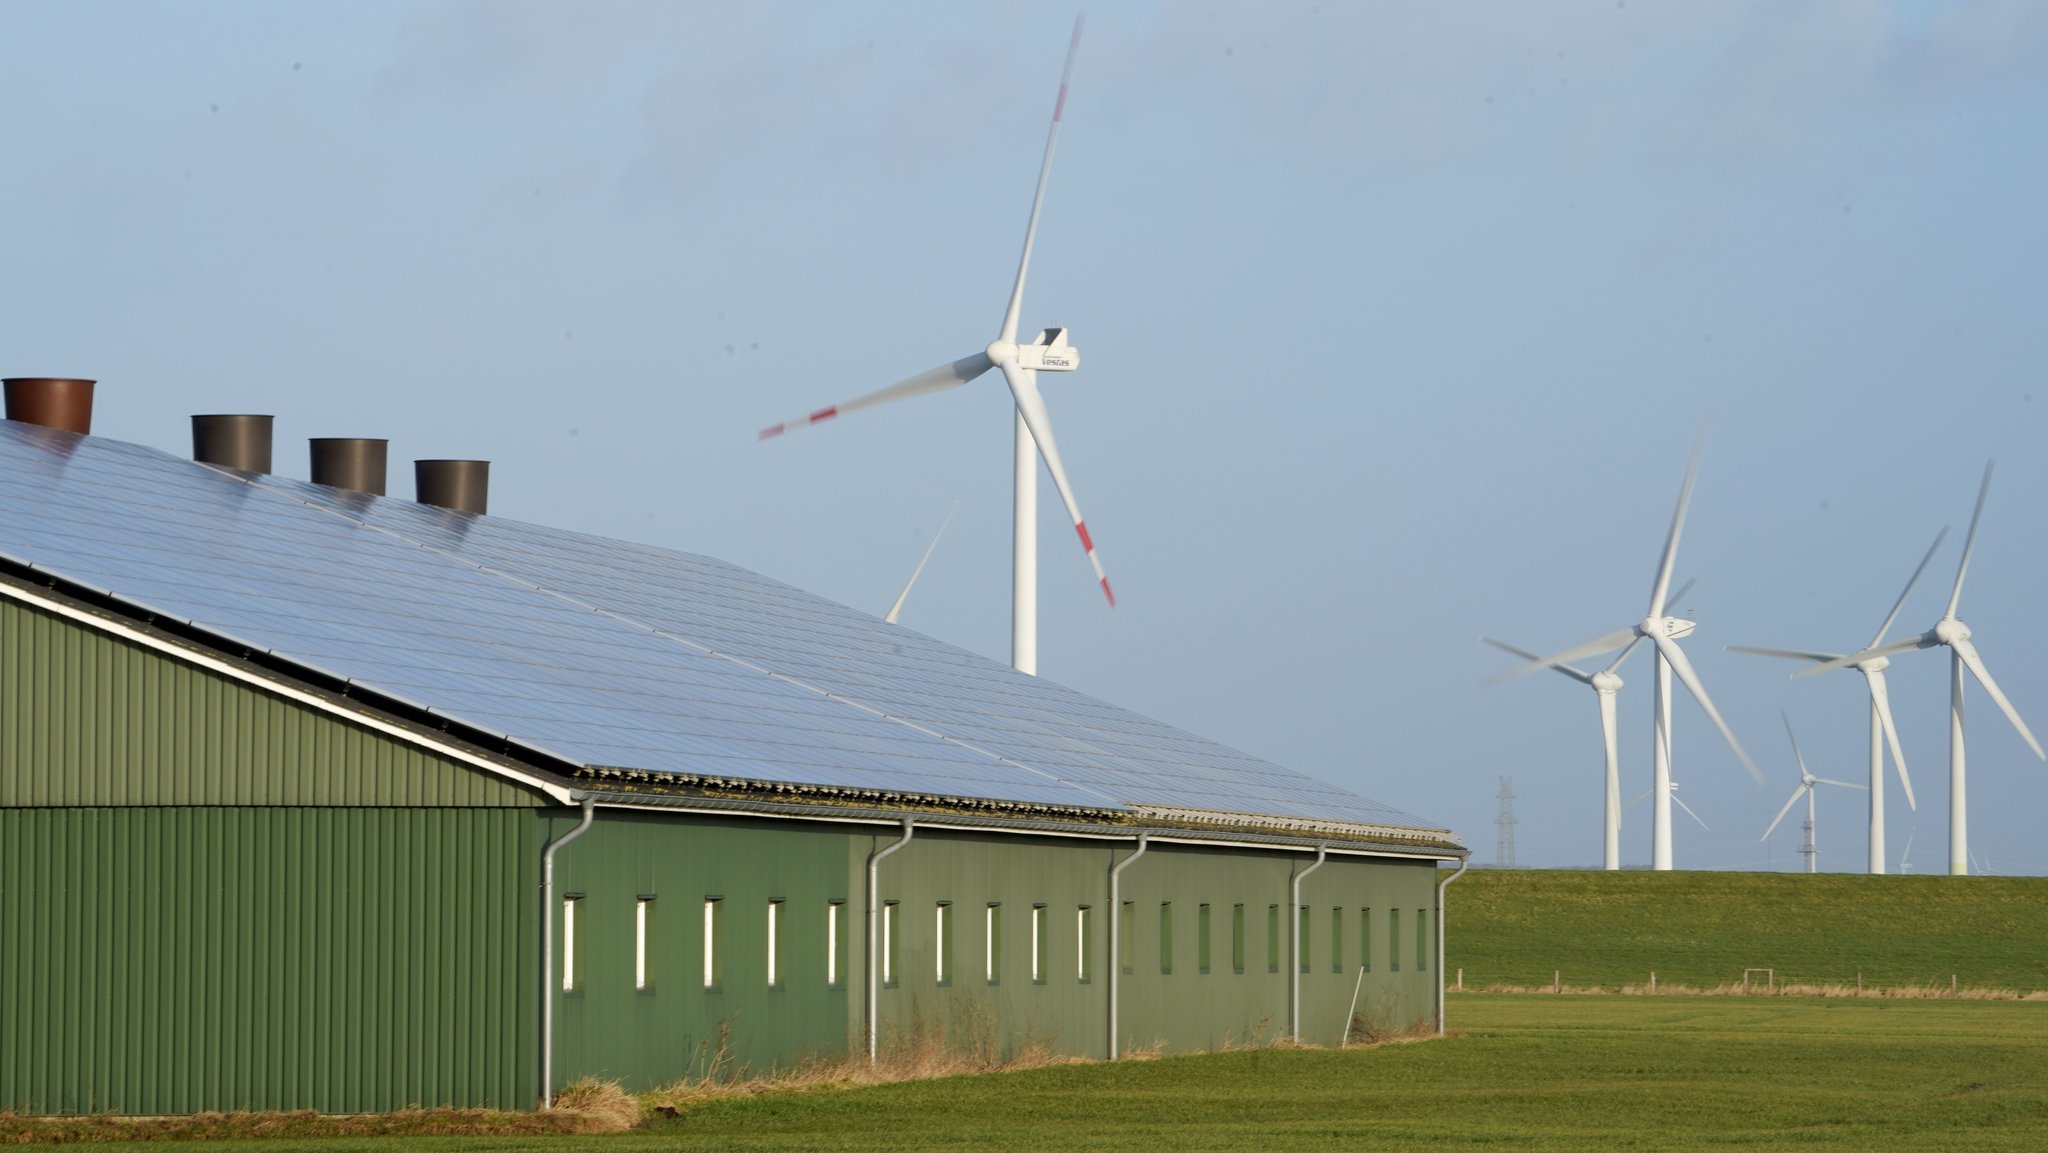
0,420,1445,834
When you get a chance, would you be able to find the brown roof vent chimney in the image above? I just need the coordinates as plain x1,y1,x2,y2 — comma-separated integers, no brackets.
309,438,389,496
4,377,96,434
192,414,274,473
415,459,490,515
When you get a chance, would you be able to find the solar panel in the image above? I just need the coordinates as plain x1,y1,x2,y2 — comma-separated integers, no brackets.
0,421,1446,833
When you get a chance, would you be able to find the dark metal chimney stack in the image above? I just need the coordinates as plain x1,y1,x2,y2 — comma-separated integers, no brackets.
414,460,490,515
4,378,96,434
309,438,389,496
192,415,274,473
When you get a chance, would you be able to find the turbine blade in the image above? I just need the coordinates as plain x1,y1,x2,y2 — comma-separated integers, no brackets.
1951,635,2046,759
1647,423,1709,618
1865,669,1916,811
999,14,1084,345
1656,634,1766,786
758,353,994,439
1814,777,1865,790
1602,635,1646,676
1946,461,1993,620
1488,627,1638,683
1666,577,1697,610
999,356,1112,606
1728,645,1844,664
1762,786,1805,840
1482,637,1594,683
1794,634,1928,678
1871,524,1950,649
884,502,958,625
1781,707,1810,779
1672,792,1712,832
1625,786,1652,810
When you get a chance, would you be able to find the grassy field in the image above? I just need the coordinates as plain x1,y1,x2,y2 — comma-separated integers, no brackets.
36,995,2048,1151
1445,869,2048,992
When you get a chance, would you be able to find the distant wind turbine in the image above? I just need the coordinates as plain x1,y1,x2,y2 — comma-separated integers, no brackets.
1500,426,1761,869
1762,709,1865,874
1800,462,2045,875
1728,526,1946,873
760,16,1110,675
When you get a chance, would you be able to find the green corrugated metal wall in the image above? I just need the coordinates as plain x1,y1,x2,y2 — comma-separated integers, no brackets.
2,594,549,1113
550,821,1446,1081
1,598,537,808
0,806,541,1113
548,810,857,1087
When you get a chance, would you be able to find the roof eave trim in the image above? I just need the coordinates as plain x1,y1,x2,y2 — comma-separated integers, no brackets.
0,578,577,805
579,791,1467,859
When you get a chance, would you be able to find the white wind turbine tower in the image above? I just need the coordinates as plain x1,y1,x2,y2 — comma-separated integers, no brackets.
1762,709,1865,874
1800,461,2046,875
1504,429,1762,870
1727,526,1947,873
759,17,1109,675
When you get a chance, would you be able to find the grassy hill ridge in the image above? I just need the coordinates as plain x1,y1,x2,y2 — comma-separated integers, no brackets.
1445,870,2048,992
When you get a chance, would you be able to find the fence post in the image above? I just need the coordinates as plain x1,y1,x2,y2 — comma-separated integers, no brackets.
1649,971,1656,995
1553,969,1561,994
1456,967,1464,991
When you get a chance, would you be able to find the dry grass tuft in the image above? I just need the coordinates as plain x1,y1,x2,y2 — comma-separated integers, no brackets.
644,1000,1087,1116
551,1076,643,1133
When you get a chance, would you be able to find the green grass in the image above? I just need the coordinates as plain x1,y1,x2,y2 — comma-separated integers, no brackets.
48,995,2048,1151
1446,869,2048,992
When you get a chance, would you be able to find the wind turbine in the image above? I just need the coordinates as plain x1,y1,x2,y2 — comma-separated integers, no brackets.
1898,828,1915,874
759,16,1108,675
1503,428,1762,869
1727,526,1947,873
1801,461,2045,875
1484,637,1640,871
1762,709,1865,874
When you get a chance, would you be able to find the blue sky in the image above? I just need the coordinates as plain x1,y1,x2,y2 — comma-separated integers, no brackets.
6,1,2047,873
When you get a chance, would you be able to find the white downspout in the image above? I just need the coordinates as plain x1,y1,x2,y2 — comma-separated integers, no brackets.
1289,844,1327,1043
865,817,915,1065
1436,857,1470,1037
539,795,595,1109
1106,833,1149,1059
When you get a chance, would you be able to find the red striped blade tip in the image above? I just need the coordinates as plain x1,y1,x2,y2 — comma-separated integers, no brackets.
757,424,785,440
1101,577,1115,608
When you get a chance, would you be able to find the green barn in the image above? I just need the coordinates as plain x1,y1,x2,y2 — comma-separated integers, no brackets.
0,390,1464,1115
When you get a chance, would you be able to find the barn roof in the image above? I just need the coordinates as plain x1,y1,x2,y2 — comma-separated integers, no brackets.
0,419,1454,845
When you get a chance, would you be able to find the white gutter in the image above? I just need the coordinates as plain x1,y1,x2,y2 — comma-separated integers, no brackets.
0,581,575,804
538,795,595,1109
1435,857,1470,1036
1289,843,1327,1043
865,817,915,1065
1106,833,1149,1059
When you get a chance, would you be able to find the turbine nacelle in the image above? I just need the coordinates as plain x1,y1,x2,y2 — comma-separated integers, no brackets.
991,328,1080,373
1590,670,1623,694
1642,615,1697,641
1933,617,1970,646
